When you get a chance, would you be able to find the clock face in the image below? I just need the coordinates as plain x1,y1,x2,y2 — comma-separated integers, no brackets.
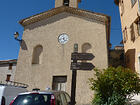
58,34,69,44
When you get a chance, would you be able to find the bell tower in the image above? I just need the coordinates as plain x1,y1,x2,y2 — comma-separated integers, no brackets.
55,0,81,8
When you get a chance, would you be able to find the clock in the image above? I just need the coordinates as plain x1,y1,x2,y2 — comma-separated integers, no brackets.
58,33,69,44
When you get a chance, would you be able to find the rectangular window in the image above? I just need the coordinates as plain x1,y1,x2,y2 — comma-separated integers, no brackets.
52,76,67,91
9,63,13,70
131,19,140,39
6,74,11,81
130,23,135,42
131,0,137,7
63,0,69,6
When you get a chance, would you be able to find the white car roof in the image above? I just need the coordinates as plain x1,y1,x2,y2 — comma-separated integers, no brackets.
18,90,57,95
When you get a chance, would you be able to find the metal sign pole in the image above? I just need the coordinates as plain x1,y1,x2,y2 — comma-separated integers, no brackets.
70,43,94,105
70,43,78,105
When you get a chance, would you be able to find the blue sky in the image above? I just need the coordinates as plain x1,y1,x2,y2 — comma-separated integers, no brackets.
0,0,122,60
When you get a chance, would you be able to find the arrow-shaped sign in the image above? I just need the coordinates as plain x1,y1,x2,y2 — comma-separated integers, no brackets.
71,62,94,70
71,53,94,60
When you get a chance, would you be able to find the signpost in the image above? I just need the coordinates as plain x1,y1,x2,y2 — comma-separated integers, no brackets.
70,44,78,105
71,53,94,60
71,62,94,70
70,44,94,105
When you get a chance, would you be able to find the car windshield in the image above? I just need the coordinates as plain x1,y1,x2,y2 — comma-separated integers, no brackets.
12,94,51,105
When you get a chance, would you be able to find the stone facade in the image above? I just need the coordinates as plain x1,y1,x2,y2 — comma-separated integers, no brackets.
109,46,124,67
14,1,110,105
0,59,17,82
115,0,140,72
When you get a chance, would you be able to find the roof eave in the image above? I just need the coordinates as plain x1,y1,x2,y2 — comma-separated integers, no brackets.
19,6,110,27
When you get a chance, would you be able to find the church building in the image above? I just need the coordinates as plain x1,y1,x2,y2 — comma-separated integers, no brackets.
14,0,111,104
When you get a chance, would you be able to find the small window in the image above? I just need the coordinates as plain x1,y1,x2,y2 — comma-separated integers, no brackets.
32,45,43,64
9,63,13,70
131,0,137,7
81,43,92,62
6,74,11,81
63,0,69,6
82,43,92,53
52,76,67,91
130,20,140,41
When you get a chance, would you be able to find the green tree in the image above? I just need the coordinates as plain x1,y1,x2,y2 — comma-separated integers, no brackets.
89,67,140,105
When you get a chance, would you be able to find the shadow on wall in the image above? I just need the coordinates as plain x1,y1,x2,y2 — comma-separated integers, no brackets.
125,49,136,71
20,40,28,50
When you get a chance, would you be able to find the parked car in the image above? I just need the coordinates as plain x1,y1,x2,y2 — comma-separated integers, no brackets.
0,81,28,105
9,88,71,105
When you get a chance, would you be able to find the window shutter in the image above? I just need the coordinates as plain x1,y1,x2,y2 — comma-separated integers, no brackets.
123,30,126,43
130,23,135,41
138,20,140,35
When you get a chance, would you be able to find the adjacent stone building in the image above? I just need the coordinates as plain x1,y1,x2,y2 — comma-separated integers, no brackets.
14,0,111,104
115,0,140,72
109,46,124,67
0,59,17,82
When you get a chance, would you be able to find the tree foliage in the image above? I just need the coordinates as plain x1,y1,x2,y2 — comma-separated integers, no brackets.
89,67,140,105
